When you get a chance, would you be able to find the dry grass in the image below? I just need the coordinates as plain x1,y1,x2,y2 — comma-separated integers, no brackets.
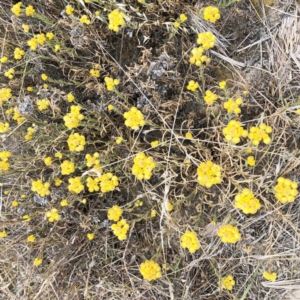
1,0,300,299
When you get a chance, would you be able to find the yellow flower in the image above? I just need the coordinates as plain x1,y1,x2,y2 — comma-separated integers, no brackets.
31,180,50,197
54,178,62,186
151,140,159,147
68,177,84,193
116,137,123,144
22,24,30,33
204,90,218,105
219,81,226,89
81,198,87,204
180,14,187,22
203,6,220,23
67,133,86,152
4,68,15,79
27,86,33,92
247,156,256,166
60,199,68,207
167,202,173,212
189,47,210,66
185,132,193,139
274,177,298,204
224,98,243,115
43,84,49,89
87,233,94,240
104,77,119,91
0,88,12,106
248,123,272,146
219,275,235,290
54,45,60,52
41,73,48,81
132,153,156,180
124,107,145,130
174,21,180,28
151,209,157,217
12,200,19,207
27,234,35,242
108,104,114,111
180,230,200,253
61,160,75,175
25,5,35,16
46,208,60,222
1,56,8,63
46,32,54,40
108,205,123,222
90,69,100,77
44,156,52,166
0,122,9,133
54,152,63,159
134,200,143,207
33,258,43,266
0,151,11,161
11,2,22,16
85,152,100,168
235,189,261,214
23,215,30,221
99,173,119,193
222,120,248,144
63,105,84,129
197,161,221,188
187,80,199,92
80,15,90,25
111,219,129,240
65,5,74,15
86,176,100,192
37,99,50,111
0,230,7,238
0,161,10,172
27,37,38,50
67,93,75,102
217,224,241,244
139,260,161,281
197,32,216,50
263,271,277,281
108,9,125,32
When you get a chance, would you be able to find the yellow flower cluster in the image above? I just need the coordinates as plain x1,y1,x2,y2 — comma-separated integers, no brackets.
134,199,143,207
174,13,188,28
203,6,220,23
1,56,8,63
108,205,123,222
0,122,9,133
31,180,50,197
180,230,200,253
33,258,43,266
0,151,11,173
25,5,35,16
86,152,100,167
0,88,12,106
224,98,243,115
108,9,125,32
67,133,86,152
274,177,298,204
46,208,60,222
14,47,25,60
248,123,272,146
67,93,75,102
0,230,7,238
151,140,159,147
219,81,226,89
204,90,218,105
235,189,261,214
4,68,15,79
66,5,74,15
189,47,209,66
187,80,199,92
27,234,35,242
139,260,162,281
44,156,52,166
104,77,119,91
11,2,22,16
86,177,100,192
219,275,235,291
63,105,84,129
80,15,90,25
263,271,277,281
28,34,46,51
222,120,248,144
25,127,35,140
247,156,255,166
61,160,75,175
132,153,156,180
111,219,129,240
12,107,25,124
217,224,241,244
46,32,54,40
41,73,48,81
90,69,100,77
60,199,68,207
124,107,145,130
37,99,50,111
116,137,123,144
99,173,119,193
68,177,84,193
55,178,62,186
87,233,94,240
197,161,221,188
197,32,216,50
